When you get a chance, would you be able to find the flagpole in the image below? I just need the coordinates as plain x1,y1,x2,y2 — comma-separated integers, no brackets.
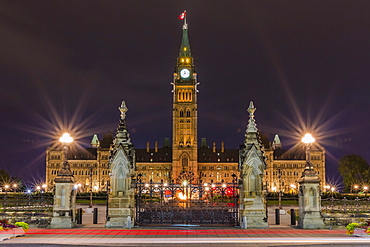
184,10,187,29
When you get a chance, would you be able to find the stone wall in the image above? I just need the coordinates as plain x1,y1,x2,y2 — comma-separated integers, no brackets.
322,213,370,228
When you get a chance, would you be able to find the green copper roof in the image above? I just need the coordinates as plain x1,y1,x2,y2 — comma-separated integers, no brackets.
179,26,191,57
91,134,100,147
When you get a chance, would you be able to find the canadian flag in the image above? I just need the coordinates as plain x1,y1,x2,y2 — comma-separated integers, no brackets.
178,11,186,20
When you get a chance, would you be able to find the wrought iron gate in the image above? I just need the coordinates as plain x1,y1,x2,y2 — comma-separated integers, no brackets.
135,178,239,226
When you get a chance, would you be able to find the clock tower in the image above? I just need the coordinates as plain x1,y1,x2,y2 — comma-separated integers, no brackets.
171,18,199,180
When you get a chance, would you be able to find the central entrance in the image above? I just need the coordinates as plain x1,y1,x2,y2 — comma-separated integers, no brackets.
135,175,239,226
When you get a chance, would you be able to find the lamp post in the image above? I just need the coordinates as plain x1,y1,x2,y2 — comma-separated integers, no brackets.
42,184,47,192
301,133,315,169
13,183,17,193
277,168,282,209
89,164,93,208
59,133,73,171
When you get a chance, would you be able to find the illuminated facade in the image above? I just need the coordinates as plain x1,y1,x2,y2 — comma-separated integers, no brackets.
45,21,326,192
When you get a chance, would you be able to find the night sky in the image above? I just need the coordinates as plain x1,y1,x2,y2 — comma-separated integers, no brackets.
1,1,369,186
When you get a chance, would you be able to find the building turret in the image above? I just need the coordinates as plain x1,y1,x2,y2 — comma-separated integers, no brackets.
91,134,100,148
272,134,282,150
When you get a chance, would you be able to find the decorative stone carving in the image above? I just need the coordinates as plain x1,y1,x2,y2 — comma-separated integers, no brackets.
239,101,268,229
106,101,136,228
298,164,324,229
50,160,76,228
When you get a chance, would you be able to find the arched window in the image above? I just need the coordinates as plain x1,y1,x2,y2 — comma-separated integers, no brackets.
182,156,188,171
180,109,184,117
186,109,191,117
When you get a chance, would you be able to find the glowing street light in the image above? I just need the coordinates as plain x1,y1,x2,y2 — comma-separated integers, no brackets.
290,184,296,194
364,186,368,196
59,132,74,172
302,133,315,169
301,133,315,144
42,184,47,192
59,133,73,144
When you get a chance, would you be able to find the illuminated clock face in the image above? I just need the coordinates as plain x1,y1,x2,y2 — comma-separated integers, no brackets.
180,68,190,79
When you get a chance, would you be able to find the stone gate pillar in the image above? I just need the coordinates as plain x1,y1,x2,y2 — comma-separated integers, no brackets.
105,101,136,228
239,102,268,229
50,161,76,228
298,165,324,229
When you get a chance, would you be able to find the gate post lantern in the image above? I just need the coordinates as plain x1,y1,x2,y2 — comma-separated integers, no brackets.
298,133,324,229
50,132,76,228
239,102,268,229
105,101,136,228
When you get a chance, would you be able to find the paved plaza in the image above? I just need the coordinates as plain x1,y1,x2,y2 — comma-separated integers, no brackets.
1,227,370,247
1,205,369,246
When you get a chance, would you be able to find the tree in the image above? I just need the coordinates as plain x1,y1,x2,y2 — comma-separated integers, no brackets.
0,169,10,184
338,154,370,192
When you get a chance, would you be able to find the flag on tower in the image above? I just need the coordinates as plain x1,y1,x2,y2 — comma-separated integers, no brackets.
178,11,186,20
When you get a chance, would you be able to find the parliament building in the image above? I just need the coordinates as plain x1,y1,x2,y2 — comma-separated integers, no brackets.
45,20,326,193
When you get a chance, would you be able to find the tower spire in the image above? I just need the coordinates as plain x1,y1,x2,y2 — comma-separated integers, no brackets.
178,11,191,59
244,101,261,147
112,101,132,150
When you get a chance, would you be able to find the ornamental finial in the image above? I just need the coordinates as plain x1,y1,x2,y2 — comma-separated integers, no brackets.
119,101,128,120
247,101,256,116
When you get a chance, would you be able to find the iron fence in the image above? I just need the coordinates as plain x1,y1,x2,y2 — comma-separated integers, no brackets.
135,180,239,226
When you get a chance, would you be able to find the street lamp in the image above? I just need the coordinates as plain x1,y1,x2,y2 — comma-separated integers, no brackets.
59,132,74,175
364,186,368,196
88,164,93,208
302,133,315,169
290,184,296,194
13,184,17,193
42,184,47,192
330,186,336,199
60,132,73,168
4,185,9,194
277,168,282,209
353,185,359,194
59,133,73,145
